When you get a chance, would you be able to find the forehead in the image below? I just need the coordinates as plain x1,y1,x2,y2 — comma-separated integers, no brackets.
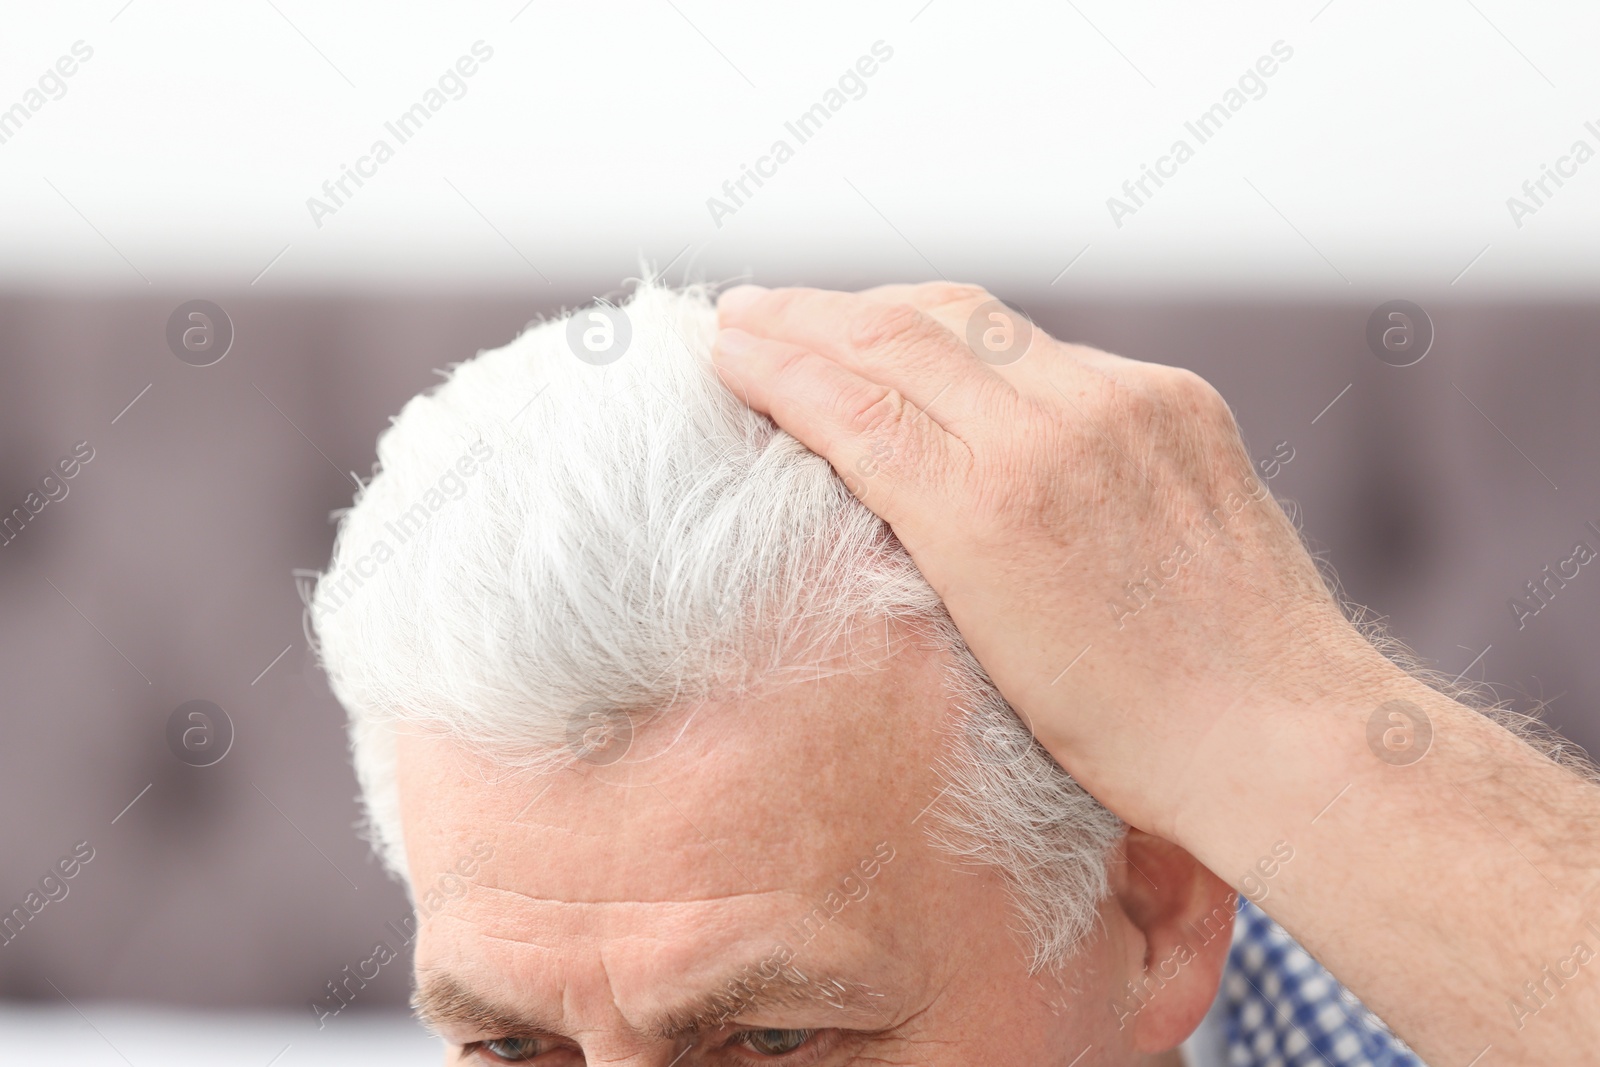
393,644,967,1028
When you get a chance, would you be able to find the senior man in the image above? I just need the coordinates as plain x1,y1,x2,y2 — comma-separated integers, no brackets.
309,281,1600,1065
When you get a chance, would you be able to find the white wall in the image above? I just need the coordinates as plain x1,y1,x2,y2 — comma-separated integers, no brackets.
2,0,1596,296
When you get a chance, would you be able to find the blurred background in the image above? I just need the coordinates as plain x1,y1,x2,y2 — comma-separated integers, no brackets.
2,1,1597,1063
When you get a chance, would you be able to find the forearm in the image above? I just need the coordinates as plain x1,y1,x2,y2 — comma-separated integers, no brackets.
710,281,1600,1060
1174,639,1600,1064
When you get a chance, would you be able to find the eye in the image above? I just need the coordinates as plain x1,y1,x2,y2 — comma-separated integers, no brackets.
735,1028,815,1056
469,1036,551,1062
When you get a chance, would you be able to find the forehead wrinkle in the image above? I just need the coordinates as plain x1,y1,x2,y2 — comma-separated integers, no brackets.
468,883,797,908
434,888,813,973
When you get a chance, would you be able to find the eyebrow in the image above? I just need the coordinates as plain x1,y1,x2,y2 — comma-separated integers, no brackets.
412,970,564,1038
648,956,890,1038
413,957,891,1042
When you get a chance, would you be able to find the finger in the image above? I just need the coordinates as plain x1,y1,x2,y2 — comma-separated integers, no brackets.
710,327,956,528
717,286,1006,435
856,281,991,335
857,282,1044,371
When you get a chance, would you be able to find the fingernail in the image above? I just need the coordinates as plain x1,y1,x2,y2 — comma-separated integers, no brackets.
717,284,768,318
713,327,759,359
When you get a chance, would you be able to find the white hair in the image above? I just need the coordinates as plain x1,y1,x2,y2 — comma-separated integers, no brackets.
305,280,1124,968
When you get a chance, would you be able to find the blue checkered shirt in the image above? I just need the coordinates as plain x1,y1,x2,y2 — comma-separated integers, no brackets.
1186,899,1426,1067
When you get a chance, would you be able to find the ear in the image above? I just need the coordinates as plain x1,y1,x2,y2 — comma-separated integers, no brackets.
1107,828,1236,1053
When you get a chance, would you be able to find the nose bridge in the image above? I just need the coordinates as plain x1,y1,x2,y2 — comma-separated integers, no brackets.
578,1035,694,1067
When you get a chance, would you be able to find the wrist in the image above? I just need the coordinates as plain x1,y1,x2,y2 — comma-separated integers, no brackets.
1155,617,1417,852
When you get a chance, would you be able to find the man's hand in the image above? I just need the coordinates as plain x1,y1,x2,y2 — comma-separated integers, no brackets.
714,281,1374,836
713,282,1600,1065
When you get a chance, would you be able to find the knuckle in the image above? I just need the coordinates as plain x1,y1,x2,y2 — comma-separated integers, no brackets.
1159,365,1214,399
847,302,942,357
761,339,814,381
914,281,993,308
840,382,912,443
1108,365,1224,420
1092,366,1242,470
1159,366,1233,422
